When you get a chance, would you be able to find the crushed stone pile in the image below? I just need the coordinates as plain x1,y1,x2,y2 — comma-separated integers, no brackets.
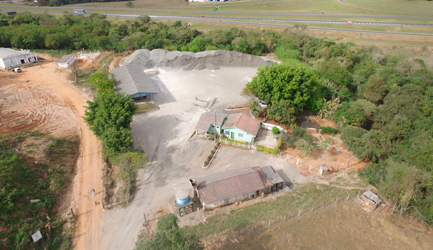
122,49,277,70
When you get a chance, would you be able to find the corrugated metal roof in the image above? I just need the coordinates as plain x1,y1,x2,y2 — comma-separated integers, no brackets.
0,48,35,59
57,54,74,63
196,167,265,205
363,190,382,204
260,166,284,185
223,113,261,136
111,65,157,96
195,112,227,132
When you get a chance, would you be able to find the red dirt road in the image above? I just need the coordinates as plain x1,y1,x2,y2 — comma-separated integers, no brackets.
0,61,104,250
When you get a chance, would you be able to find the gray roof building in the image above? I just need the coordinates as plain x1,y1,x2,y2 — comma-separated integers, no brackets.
111,65,158,98
0,48,38,69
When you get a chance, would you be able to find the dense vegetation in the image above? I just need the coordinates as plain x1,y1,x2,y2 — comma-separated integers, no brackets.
0,131,78,249
135,214,203,250
0,12,272,55
245,30,433,223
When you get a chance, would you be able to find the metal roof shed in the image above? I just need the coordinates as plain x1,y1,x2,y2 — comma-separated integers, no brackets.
111,65,158,98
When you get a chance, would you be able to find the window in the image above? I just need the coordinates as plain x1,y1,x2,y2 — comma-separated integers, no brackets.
238,133,243,137
225,131,229,135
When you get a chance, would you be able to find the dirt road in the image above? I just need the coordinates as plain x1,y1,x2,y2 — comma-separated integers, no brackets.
0,61,104,250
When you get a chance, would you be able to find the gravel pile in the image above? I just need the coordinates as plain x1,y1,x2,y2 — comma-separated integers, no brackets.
123,49,277,70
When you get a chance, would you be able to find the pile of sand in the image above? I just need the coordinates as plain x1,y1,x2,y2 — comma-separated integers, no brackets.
123,49,277,70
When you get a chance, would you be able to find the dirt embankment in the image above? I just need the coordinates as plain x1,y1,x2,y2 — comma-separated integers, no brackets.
0,59,104,250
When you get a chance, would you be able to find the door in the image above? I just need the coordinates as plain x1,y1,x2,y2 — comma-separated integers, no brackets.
230,132,234,139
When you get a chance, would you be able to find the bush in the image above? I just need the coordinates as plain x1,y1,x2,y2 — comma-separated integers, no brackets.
281,134,298,147
272,126,280,134
292,127,306,138
322,126,340,135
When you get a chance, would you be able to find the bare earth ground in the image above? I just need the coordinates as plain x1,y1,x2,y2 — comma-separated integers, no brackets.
0,59,104,250
220,200,433,250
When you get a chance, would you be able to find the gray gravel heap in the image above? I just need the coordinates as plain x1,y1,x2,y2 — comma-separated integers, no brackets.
123,49,277,70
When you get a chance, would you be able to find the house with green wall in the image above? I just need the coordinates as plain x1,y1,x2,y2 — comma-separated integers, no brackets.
195,112,261,143
222,113,261,143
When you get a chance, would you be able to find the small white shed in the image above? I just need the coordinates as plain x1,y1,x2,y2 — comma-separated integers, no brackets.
57,55,75,68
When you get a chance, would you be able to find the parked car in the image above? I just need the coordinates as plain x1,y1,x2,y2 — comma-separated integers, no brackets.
258,100,267,109
12,68,22,73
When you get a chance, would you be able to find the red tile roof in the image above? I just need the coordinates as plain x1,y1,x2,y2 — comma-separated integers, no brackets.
196,168,265,205
223,113,261,136
195,112,227,132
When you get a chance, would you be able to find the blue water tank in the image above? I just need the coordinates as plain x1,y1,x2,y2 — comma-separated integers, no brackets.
176,189,190,205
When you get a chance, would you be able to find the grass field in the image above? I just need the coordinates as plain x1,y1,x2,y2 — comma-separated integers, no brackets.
345,0,433,17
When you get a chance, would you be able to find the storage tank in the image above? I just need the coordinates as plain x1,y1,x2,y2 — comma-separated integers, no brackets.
176,189,190,205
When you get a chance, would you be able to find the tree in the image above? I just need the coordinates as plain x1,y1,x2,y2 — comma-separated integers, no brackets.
247,64,320,114
84,92,136,158
135,214,204,250
341,126,368,158
89,71,116,93
266,100,296,127
126,1,134,8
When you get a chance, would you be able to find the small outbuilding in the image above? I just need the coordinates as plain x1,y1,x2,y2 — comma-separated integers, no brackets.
360,190,382,212
57,55,75,68
111,65,158,99
319,164,331,176
0,48,38,69
195,112,228,135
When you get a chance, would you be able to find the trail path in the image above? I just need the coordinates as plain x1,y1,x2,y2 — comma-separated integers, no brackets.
19,62,104,250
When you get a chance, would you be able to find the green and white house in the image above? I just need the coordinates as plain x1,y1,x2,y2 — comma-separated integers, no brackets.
195,112,261,143
222,113,261,143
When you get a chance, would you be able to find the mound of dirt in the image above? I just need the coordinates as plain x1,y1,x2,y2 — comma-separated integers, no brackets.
123,49,277,70
194,63,206,70
182,63,194,71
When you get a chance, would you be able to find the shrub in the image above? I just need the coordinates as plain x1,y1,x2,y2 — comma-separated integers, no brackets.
281,134,298,147
211,150,215,154
204,160,209,165
322,126,340,135
292,127,306,138
272,126,280,134
207,155,212,161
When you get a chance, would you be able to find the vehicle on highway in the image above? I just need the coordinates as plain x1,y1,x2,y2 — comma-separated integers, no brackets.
74,9,86,15
347,21,353,25
201,15,205,18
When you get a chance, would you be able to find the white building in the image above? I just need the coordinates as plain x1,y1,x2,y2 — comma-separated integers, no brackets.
57,54,75,68
0,48,38,69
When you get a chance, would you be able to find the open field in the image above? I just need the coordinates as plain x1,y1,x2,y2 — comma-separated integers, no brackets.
219,199,433,250
345,0,433,17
